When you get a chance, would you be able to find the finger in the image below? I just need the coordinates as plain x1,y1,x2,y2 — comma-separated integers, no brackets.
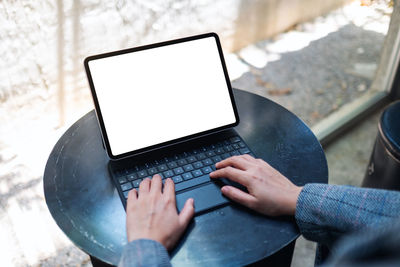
221,185,257,209
215,155,252,170
241,153,256,161
138,178,151,195
163,178,175,199
126,189,138,211
209,166,249,187
150,174,162,194
127,188,138,201
178,198,195,227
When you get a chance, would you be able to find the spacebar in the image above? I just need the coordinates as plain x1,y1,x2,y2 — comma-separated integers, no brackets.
175,175,210,192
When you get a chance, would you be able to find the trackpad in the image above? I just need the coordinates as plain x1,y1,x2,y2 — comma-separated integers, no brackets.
176,183,229,214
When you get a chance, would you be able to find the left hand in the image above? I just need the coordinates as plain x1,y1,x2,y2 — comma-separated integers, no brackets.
125,175,195,250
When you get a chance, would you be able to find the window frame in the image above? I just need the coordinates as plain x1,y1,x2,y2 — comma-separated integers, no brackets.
313,2,400,146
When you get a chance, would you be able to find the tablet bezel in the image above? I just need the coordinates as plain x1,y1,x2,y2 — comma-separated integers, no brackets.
84,32,239,160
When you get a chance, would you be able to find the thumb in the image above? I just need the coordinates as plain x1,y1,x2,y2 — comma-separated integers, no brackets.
221,186,257,209
178,198,195,227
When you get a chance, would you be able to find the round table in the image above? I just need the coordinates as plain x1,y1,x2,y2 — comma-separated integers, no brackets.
44,88,328,266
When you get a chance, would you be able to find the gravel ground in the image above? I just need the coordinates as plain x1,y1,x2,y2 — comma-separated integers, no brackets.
231,1,391,126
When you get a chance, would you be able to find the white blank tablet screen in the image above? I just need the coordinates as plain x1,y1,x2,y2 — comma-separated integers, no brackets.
88,36,237,156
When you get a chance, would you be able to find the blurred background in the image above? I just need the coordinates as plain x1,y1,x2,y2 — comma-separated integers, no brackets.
0,0,398,266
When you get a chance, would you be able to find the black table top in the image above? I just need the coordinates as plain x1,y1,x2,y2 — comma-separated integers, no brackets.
44,88,328,266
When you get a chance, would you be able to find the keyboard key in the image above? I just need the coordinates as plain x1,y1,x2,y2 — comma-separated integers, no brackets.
224,145,233,152
192,149,200,154
173,167,184,175
157,164,168,172
221,153,231,159
192,169,203,177
132,179,142,188
193,161,203,169
121,182,132,191
172,175,183,183
202,159,213,166
215,148,224,154
230,151,240,156
127,173,137,181
239,148,251,154
230,136,241,143
182,172,193,180
167,161,178,169
175,174,210,192
177,159,187,166
202,166,212,174
212,155,222,163
187,156,197,163
216,141,224,147
238,142,246,148
163,170,174,178
196,153,206,160
137,170,148,178
148,167,158,175
123,191,129,199
183,164,194,172
206,151,216,157
118,176,127,184
232,143,240,150
134,165,144,171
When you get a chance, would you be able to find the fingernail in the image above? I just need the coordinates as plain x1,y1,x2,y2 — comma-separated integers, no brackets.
221,186,229,193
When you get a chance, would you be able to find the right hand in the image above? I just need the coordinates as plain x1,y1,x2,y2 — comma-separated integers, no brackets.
209,155,302,216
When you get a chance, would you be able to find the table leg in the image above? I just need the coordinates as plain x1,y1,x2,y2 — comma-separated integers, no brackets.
90,255,115,267
246,240,296,267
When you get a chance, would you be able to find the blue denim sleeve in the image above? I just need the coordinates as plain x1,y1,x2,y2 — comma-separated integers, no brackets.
118,239,172,267
295,183,400,246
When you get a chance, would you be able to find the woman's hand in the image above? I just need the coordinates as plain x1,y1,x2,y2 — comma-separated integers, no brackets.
210,155,302,216
125,175,195,250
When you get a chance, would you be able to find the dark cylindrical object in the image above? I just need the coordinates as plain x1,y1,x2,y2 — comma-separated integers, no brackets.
362,101,400,190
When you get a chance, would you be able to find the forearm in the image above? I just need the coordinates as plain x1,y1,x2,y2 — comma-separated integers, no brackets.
295,183,400,246
119,239,172,267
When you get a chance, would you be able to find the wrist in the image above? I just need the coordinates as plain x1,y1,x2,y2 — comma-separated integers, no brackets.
286,186,302,216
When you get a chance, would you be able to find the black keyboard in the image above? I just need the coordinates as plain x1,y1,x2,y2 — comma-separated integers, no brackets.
112,135,254,201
